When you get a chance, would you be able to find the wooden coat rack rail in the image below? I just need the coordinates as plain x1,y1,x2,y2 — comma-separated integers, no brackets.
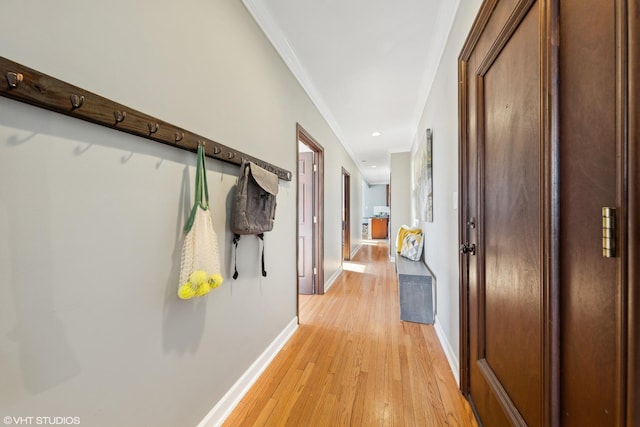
0,56,292,181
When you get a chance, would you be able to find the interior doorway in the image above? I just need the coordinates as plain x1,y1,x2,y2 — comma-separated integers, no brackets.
342,168,351,261
297,124,324,299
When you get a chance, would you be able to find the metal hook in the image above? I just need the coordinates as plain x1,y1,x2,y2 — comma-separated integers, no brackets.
174,132,184,143
147,123,159,134
213,146,222,155
6,72,23,88
114,111,127,123
228,152,236,160
70,94,84,109
197,140,206,148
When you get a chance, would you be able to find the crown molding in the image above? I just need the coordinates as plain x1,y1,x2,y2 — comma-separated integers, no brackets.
409,0,462,134
241,0,370,181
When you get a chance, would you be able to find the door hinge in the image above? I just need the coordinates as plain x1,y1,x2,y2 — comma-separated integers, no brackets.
313,215,317,224
313,267,317,275
602,207,617,258
313,163,317,173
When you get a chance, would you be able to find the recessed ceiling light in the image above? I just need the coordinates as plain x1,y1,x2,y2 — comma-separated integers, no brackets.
371,131,381,137
371,165,377,168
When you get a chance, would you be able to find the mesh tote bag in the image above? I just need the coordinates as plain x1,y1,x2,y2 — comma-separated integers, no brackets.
177,144,223,299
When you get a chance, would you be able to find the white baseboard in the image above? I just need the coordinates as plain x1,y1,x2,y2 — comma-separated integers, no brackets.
197,317,299,427
350,243,362,258
434,316,460,387
323,266,342,293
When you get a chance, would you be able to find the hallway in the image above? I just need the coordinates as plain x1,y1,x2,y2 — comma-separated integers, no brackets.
223,241,477,426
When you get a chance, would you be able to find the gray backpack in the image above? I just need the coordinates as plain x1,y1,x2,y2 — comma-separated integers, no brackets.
230,160,279,279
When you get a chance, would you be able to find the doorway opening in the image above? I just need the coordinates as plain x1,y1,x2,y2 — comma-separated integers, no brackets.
297,124,324,304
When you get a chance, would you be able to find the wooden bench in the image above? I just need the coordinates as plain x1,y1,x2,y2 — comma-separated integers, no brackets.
395,254,434,324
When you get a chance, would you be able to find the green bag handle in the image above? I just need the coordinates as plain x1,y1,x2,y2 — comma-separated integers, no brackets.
184,144,209,233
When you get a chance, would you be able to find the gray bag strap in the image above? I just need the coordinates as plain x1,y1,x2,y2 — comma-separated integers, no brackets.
232,233,266,280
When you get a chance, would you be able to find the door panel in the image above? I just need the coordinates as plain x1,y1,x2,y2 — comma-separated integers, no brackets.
559,0,622,424
298,152,314,295
482,6,541,424
466,1,546,425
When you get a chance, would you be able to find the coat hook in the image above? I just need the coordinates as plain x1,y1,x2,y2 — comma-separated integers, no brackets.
70,94,84,109
114,111,127,124
213,146,221,155
197,140,206,148
174,132,184,143
228,152,236,160
6,72,23,88
147,123,159,134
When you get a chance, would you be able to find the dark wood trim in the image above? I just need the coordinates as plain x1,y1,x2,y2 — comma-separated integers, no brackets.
459,0,499,61
476,0,537,76
297,124,325,295
616,0,631,424
341,167,351,261
475,72,487,361
295,129,300,318
458,57,470,395
627,0,639,422
541,1,560,425
0,56,292,181
458,0,503,398
477,359,528,426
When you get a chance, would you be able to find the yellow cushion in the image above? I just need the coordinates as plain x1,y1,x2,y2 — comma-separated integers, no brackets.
396,226,423,253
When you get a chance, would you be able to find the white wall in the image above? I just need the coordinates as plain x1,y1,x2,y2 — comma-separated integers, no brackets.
410,0,482,374
349,173,364,258
0,1,361,426
390,153,412,255
362,184,388,218
319,139,364,277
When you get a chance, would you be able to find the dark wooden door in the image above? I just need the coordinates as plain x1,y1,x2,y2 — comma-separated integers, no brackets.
460,0,636,425
298,151,314,295
460,1,553,425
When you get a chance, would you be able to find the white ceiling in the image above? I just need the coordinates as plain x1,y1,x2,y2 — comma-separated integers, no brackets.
242,0,460,184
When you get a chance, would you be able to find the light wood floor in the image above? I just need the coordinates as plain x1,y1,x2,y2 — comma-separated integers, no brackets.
223,241,478,426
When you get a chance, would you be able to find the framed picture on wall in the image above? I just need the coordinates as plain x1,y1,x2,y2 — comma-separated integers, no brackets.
413,128,434,222
426,128,433,222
